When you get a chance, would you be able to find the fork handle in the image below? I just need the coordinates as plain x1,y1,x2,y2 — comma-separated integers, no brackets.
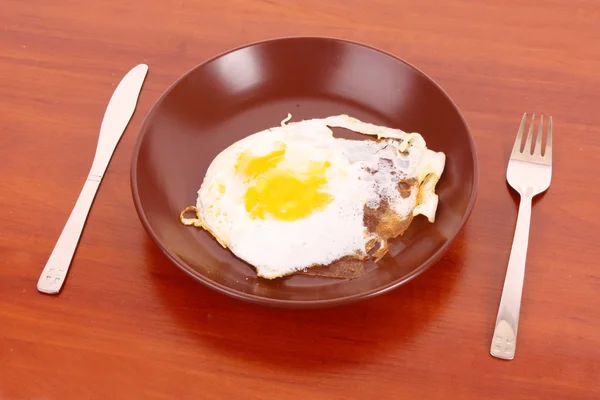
490,194,532,360
37,175,101,294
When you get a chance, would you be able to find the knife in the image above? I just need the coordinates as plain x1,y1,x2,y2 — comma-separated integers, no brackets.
37,64,149,294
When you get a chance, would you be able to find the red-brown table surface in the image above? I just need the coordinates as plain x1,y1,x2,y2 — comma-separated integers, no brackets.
2,1,599,399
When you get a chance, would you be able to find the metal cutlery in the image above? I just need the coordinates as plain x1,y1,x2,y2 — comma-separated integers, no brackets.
490,113,553,360
37,64,149,295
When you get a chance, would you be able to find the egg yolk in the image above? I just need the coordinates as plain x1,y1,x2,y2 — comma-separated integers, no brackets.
236,146,333,221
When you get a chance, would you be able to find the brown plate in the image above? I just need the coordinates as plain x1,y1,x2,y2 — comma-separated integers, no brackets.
130,37,478,308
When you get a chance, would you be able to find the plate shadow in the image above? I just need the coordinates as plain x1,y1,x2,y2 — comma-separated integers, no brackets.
144,232,467,371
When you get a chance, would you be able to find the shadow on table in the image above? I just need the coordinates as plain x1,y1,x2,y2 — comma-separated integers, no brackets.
144,232,467,371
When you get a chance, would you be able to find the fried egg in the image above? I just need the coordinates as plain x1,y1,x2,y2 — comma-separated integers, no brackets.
181,114,445,279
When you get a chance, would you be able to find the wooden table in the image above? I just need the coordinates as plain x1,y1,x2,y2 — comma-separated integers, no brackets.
2,0,599,398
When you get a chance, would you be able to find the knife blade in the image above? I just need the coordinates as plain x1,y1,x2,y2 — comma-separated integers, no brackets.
37,64,149,294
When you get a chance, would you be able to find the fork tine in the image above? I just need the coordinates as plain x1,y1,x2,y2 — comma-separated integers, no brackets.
546,116,553,159
523,114,535,154
512,113,528,154
534,115,544,156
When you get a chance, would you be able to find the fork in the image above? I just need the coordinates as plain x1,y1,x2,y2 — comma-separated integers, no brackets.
490,113,553,360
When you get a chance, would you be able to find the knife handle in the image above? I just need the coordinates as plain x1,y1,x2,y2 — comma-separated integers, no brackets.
37,173,102,294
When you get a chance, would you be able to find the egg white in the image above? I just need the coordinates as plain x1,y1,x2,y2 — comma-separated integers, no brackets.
190,114,445,279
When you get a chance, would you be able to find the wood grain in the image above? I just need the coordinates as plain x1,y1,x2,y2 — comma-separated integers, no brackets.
1,0,600,398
